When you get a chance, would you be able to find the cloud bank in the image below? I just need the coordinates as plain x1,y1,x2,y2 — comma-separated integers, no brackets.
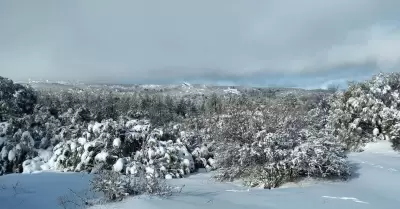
1,0,400,87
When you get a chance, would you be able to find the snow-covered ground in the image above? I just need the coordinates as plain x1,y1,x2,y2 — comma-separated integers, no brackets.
0,172,93,209
1,141,399,209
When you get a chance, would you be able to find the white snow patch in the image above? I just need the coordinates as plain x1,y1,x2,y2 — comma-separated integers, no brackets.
40,163,51,171
132,124,149,132
70,142,77,152
145,167,154,174
1,152,400,209
113,158,125,172
126,164,138,175
141,84,162,89
1,147,8,159
95,151,109,162
322,196,369,204
165,174,173,179
113,138,121,148
224,88,241,95
0,172,94,209
173,124,180,130
37,149,53,162
54,147,63,156
279,179,317,188
125,120,138,129
207,158,215,168
22,158,44,173
92,122,103,134
373,128,380,136
87,123,94,132
8,149,16,161
363,140,397,155
182,159,191,167
77,137,87,145
225,189,250,192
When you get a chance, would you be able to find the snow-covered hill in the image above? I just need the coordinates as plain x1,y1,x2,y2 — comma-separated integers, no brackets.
23,80,329,98
1,141,399,209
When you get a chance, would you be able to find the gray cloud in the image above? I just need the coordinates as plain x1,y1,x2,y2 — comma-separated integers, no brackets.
1,0,400,85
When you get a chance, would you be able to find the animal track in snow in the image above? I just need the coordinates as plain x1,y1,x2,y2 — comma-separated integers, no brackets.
322,196,369,204
363,161,398,172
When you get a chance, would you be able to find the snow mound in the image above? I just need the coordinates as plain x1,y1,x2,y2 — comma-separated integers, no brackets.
22,158,45,173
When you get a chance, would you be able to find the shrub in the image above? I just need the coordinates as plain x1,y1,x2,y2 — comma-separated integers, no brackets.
328,72,400,150
211,101,350,188
90,169,173,202
0,77,37,121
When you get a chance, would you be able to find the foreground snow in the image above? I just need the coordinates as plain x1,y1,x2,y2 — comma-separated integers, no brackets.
0,172,93,209
1,141,399,209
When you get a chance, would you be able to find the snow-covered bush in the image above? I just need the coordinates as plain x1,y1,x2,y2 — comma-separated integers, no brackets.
0,76,37,121
90,166,173,201
1,75,360,192
211,101,350,188
0,106,198,177
328,72,400,150
177,127,215,171
0,116,196,180
0,105,70,174
123,124,196,179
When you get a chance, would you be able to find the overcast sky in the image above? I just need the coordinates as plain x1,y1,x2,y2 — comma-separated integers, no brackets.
1,0,400,88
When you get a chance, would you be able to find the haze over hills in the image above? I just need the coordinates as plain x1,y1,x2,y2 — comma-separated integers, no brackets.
22,79,332,99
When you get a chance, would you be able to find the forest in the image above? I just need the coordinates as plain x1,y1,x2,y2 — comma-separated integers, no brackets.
1,72,400,201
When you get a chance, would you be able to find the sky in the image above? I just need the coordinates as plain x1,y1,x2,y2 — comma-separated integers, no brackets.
1,0,400,89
